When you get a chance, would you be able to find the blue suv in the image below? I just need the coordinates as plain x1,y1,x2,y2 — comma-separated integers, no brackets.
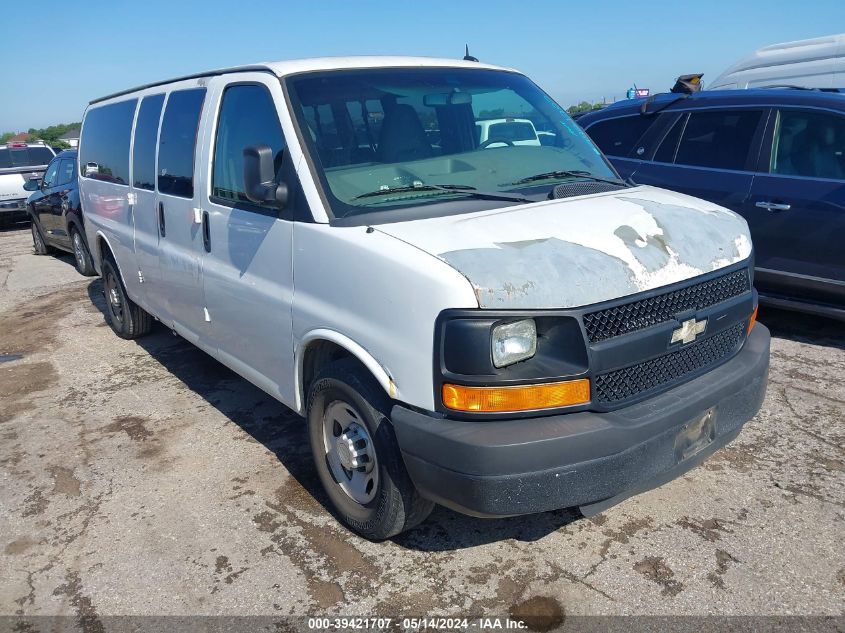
578,89,845,320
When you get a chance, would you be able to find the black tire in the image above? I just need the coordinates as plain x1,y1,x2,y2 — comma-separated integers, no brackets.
101,255,153,339
31,222,52,255
307,359,434,540
70,226,96,276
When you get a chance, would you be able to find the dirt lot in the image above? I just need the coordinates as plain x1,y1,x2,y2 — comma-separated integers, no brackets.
0,226,843,627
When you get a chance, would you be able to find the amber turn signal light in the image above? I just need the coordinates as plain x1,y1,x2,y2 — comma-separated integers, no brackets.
442,379,591,413
748,305,758,334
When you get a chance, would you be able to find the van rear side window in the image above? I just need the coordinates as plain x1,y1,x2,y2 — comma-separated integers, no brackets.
80,99,137,185
132,94,165,191
158,88,206,198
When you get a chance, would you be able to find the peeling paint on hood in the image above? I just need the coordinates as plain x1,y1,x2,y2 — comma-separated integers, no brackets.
375,185,752,309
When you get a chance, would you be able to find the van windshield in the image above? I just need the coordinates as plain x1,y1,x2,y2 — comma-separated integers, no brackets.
285,68,616,219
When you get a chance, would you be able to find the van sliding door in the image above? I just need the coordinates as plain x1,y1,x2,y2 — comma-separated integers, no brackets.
130,93,170,324
154,87,209,345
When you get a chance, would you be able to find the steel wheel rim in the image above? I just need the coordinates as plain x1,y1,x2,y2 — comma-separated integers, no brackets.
73,233,85,268
322,400,379,504
104,271,124,325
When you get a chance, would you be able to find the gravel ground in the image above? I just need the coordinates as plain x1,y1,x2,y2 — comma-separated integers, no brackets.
0,226,843,629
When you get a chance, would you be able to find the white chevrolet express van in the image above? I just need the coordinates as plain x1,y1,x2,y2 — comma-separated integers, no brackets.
79,57,770,540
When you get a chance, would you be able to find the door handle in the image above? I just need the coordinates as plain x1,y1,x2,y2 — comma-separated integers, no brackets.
158,202,166,237
755,201,791,212
202,210,211,253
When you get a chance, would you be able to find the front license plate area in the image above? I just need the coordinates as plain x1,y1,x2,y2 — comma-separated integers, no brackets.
674,407,716,462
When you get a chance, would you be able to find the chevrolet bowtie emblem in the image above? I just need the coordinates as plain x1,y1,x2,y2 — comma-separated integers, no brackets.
671,318,707,345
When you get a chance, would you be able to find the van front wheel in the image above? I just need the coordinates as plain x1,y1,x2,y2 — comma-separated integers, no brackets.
101,256,153,339
307,359,434,540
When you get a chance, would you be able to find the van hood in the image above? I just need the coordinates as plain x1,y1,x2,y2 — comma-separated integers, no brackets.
375,185,752,309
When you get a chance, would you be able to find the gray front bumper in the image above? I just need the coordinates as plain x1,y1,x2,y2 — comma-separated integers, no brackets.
391,324,770,517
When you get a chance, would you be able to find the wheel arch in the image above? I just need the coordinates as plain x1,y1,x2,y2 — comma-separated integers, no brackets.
295,330,396,415
66,212,84,239
93,230,128,286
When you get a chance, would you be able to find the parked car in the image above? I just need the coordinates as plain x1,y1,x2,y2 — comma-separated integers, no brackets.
709,33,844,90
578,88,845,320
475,117,541,147
24,150,96,275
79,57,768,540
0,142,55,228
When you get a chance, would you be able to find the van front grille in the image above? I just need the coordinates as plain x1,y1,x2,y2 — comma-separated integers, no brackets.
583,269,750,343
594,322,746,404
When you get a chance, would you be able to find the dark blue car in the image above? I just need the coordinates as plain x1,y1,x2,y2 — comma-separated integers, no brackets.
578,89,845,320
25,150,96,276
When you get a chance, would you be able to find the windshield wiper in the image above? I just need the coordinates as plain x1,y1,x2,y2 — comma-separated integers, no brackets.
507,170,629,187
352,183,533,203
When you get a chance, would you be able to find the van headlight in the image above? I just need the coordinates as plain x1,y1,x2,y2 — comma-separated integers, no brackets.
491,319,537,368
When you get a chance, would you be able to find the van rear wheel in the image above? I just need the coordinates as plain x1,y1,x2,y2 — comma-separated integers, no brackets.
101,256,153,339
307,359,434,540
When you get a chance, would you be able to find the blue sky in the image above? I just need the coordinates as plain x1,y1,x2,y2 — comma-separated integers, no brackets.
1,0,842,131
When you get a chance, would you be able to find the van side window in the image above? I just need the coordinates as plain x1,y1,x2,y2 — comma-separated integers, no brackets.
212,84,285,207
132,94,165,191
158,88,206,198
674,109,762,170
80,99,137,185
587,116,654,157
770,109,845,180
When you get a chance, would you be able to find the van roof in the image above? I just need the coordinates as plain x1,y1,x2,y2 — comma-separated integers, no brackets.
708,33,845,90
89,56,515,104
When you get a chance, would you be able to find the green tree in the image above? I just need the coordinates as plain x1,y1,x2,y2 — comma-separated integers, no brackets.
0,132,15,144
478,108,505,119
567,101,604,115
26,122,81,148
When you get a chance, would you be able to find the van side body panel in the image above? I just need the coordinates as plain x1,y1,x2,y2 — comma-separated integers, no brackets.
291,223,478,412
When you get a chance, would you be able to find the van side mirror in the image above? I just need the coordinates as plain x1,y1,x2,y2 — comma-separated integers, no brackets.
243,145,288,208
23,178,41,192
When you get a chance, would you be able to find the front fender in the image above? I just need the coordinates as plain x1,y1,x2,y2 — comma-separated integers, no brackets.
295,329,396,415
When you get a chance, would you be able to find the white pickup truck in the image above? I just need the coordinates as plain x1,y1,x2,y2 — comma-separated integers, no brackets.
0,142,56,228
475,117,541,147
